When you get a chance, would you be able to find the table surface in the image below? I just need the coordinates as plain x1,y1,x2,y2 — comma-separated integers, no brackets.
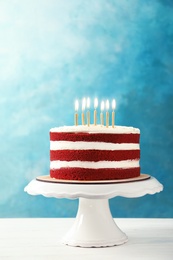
0,218,172,260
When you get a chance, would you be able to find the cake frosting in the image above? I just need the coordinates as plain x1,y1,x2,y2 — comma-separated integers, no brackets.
49,125,140,181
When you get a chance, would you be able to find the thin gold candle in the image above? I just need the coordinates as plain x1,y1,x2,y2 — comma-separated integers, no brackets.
94,98,98,125
106,111,109,127
82,113,85,125
112,111,115,128
94,110,97,125
74,113,78,126
81,98,86,125
86,97,90,126
87,110,90,127
106,100,109,128
74,100,79,126
112,99,116,128
100,101,104,126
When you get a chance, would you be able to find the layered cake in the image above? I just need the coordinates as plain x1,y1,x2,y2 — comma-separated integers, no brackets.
50,125,140,181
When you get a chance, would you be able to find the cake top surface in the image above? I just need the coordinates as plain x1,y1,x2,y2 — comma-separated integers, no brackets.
50,125,140,134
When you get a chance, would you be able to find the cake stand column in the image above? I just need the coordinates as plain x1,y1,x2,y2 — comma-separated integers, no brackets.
62,198,128,247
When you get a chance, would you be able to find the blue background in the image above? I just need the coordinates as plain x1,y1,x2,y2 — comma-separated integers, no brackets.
0,0,172,218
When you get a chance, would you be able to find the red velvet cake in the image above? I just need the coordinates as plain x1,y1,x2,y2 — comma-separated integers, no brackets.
50,125,140,181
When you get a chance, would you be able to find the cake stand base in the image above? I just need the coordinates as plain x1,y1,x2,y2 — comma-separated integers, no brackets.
62,198,128,247
24,176,163,248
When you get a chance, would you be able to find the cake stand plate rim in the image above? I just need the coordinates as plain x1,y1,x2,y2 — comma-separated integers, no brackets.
36,174,150,185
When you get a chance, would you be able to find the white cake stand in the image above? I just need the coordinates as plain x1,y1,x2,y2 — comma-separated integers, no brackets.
24,175,163,248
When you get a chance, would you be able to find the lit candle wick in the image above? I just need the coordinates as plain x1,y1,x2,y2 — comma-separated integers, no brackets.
106,100,109,128
94,98,98,125
74,100,79,126
100,101,104,126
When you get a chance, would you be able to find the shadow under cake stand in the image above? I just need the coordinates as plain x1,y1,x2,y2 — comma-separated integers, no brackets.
24,174,163,248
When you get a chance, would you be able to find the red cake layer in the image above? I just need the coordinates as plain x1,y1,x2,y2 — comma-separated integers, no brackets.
50,167,140,180
50,149,140,162
50,132,139,144
50,129,140,181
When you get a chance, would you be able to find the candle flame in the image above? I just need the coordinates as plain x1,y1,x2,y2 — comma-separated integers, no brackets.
75,100,79,112
94,98,98,109
112,99,116,110
106,100,109,110
101,101,104,111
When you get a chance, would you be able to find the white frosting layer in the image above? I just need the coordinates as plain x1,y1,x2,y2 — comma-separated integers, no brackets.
50,141,139,151
50,125,140,134
50,160,139,169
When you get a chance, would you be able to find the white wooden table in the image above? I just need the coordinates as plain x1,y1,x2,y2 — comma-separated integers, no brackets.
0,218,172,260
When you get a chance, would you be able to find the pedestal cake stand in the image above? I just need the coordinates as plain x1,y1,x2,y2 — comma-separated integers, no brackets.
24,175,163,248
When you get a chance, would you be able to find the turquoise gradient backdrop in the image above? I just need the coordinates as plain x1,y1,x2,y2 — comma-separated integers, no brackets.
0,0,173,218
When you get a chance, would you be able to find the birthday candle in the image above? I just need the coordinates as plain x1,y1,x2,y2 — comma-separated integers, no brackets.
82,98,86,125
74,100,79,126
86,97,90,126
94,98,98,125
112,99,116,128
106,99,109,128
100,101,104,126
